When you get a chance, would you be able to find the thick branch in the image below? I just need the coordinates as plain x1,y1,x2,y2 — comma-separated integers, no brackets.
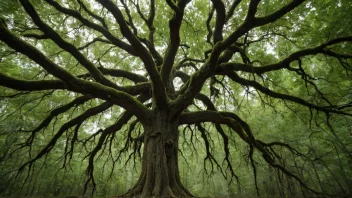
0,73,66,91
160,1,190,83
206,7,215,45
44,0,138,55
97,0,167,109
172,0,307,113
99,67,148,82
78,67,148,83
0,20,151,121
0,19,77,83
217,36,352,75
255,0,306,26
22,33,48,40
170,48,224,116
222,0,306,49
246,0,261,21
210,0,226,43
20,0,118,89
1,72,149,96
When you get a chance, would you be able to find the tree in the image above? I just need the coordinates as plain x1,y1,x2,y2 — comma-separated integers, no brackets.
0,0,351,197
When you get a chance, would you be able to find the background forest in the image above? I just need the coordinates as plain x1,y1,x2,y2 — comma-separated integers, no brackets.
0,0,352,197
1,99,351,197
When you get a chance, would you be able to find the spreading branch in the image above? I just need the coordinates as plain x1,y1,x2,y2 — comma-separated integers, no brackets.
0,19,151,121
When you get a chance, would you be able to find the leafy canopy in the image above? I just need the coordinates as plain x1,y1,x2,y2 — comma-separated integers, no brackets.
0,0,352,197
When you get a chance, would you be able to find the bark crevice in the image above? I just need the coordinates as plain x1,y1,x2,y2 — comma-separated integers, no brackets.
122,113,193,197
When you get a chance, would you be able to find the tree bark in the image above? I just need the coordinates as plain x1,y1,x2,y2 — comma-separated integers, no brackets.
122,111,193,197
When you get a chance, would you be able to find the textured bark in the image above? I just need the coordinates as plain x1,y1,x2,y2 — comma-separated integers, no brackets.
123,112,192,197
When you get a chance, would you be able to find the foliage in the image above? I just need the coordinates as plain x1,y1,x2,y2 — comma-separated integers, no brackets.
0,0,352,197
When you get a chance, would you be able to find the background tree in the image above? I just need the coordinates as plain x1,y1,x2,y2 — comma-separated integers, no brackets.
0,0,351,197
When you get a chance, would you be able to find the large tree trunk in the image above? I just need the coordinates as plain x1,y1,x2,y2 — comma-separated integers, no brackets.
122,112,193,197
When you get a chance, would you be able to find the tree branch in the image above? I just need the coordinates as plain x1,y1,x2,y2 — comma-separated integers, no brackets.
179,110,324,195
173,0,297,112
0,73,66,91
78,37,112,50
44,0,138,55
246,0,261,22
19,102,113,172
160,0,190,83
216,36,352,75
225,71,352,116
255,0,306,26
83,92,151,194
92,67,148,83
22,33,48,40
77,0,108,29
20,0,119,90
97,0,167,109
25,95,92,144
210,0,226,43
206,7,215,45
225,0,242,22
84,110,133,194
0,20,151,121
